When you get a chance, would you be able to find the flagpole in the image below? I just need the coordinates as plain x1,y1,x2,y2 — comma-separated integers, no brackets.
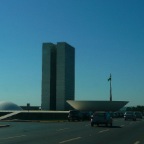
108,74,112,101
110,75,112,101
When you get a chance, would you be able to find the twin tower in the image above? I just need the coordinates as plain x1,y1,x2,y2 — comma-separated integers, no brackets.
41,42,75,111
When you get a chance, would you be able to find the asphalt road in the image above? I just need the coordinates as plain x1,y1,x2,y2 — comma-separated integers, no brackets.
0,118,144,144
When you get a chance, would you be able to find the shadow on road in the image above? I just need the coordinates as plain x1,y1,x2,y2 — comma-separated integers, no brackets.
110,125,121,128
93,125,121,128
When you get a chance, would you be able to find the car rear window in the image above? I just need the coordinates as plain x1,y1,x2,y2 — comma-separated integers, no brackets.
94,113,105,117
126,112,133,114
70,111,79,115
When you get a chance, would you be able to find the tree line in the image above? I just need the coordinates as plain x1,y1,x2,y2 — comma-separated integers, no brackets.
126,105,144,112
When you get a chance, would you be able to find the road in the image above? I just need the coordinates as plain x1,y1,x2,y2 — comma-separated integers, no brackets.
0,118,144,144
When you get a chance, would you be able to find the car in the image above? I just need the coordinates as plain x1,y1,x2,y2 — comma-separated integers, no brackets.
91,111,113,127
68,110,83,121
134,111,143,119
112,112,119,118
124,111,136,121
82,112,91,120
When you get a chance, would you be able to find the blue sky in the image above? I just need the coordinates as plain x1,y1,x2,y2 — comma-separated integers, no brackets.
0,0,144,107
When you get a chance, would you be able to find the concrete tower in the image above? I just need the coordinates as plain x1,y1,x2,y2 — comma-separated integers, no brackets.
41,42,75,110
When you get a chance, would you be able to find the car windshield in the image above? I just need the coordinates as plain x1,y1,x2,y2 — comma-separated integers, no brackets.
94,113,105,117
126,112,133,115
135,112,141,115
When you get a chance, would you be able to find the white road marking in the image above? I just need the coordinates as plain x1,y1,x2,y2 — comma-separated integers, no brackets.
57,128,69,131
0,135,26,140
120,125,125,127
98,129,109,133
59,137,82,143
134,141,140,144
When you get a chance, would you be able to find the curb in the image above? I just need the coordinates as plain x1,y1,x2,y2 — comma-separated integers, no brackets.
0,124,10,128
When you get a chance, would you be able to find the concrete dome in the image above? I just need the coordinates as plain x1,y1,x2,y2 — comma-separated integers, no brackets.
0,101,23,110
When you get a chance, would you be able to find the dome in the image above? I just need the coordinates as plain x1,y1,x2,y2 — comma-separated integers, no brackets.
0,101,23,111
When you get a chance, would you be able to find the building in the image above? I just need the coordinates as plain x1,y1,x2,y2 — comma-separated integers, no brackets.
67,100,128,111
41,42,75,110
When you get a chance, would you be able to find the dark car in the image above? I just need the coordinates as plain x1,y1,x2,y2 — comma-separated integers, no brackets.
134,111,143,119
82,112,92,120
124,111,136,121
68,110,83,121
91,111,113,127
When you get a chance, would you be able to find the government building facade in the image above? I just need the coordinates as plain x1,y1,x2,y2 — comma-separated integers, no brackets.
41,42,75,110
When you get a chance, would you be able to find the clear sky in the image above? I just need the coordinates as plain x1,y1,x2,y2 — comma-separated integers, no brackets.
0,0,144,107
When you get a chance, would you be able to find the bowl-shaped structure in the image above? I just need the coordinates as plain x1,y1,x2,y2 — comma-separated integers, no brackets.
67,100,128,111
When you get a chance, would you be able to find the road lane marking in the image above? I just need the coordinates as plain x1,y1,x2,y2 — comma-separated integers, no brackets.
98,129,109,133
120,125,125,127
0,135,26,140
59,137,82,143
134,141,140,144
57,128,69,131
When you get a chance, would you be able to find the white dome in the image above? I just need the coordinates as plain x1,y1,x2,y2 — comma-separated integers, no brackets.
0,101,23,110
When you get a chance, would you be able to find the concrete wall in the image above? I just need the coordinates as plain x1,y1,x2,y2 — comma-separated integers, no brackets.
41,43,56,110
56,42,75,110
0,111,69,121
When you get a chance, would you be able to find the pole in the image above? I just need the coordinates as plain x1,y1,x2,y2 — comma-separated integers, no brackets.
110,76,112,101
108,74,112,101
